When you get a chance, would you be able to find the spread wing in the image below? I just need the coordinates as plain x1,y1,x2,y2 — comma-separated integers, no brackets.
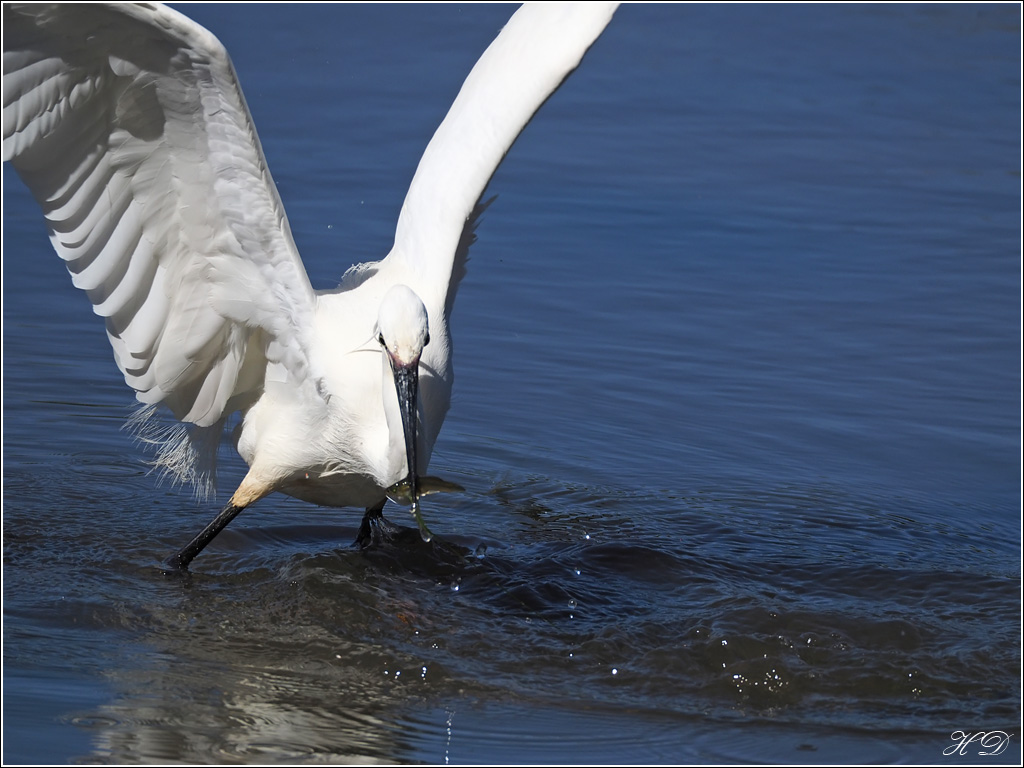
3,2,319,428
386,2,618,315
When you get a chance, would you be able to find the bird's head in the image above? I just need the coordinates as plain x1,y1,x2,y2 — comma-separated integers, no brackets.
376,284,430,370
375,284,430,516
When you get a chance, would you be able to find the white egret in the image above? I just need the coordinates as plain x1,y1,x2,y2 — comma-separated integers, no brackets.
3,3,618,570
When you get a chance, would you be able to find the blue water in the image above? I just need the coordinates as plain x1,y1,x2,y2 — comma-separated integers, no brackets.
3,3,1020,764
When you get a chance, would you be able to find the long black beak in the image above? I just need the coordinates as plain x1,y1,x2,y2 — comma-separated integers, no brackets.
389,354,420,510
386,351,436,542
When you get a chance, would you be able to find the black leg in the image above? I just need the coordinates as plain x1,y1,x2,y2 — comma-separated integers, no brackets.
356,499,405,549
165,501,247,572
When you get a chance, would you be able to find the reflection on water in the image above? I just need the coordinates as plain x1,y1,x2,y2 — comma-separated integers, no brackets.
85,644,412,763
3,2,1020,764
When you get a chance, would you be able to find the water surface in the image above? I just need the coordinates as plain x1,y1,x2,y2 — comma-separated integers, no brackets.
3,3,1020,764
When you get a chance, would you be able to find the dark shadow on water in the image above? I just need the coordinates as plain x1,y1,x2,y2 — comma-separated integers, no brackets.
354,521,480,583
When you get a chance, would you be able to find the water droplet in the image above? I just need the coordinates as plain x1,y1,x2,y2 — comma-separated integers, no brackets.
450,580,460,592
611,668,618,675
445,709,455,765
583,532,591,540
421,666,428,679
412,505,433,542
568,599,577,609
721,639,728,646
573,568,581,576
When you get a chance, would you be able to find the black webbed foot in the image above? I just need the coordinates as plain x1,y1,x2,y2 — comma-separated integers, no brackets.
356,503,421,549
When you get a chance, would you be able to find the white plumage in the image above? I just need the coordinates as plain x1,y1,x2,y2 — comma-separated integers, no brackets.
3,2,617,569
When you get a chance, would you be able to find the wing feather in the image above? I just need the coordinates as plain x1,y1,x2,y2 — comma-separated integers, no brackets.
3,2,319,428
388,2,618,313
